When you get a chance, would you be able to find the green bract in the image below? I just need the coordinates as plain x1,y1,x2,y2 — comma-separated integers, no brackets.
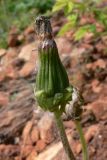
34,16,73,113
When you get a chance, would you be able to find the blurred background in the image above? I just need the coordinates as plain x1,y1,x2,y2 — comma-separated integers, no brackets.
0,0,55,48
0,0,107,160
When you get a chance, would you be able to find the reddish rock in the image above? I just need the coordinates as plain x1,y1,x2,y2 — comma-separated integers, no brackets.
101,35,107,45
0,69,6,82
99,84,107,98
93,59,106,69
0,144,6,152
21,145,33,158
80,43,93,50
24,25,34,35
19,62,35,77
22,121,33,145
35,140,46,153
83,32,94,43
34,133,72,160
55,37,72,54
80,15,95,26
18,42,37,61
1,48,18,66
38,113,55,144
95,42,105,52
5,64,19,79
86,59,106,70
0,49,6,57
31,126,39,144
0,144,19,157
27,149,37,160
17,34,24,42
0,92,9,106
63,120,75,129
70,47,85,67
53,26,60,35
96,22,104,32
80,16,88,25
91,79,102,93
7,27,19,47
86,63,93,69
8,34,18,47
65,30,74,41
85,125,99,143
87,97,107,120
15,156,20,160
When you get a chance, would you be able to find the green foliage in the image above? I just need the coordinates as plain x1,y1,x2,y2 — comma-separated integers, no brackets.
58,14,78,35
0,0,54,48
74,24,96,40
52,0,74,13
53,0,107,40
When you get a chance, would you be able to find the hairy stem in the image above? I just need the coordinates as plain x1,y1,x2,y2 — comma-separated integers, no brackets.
75,120,89,160
54,111,76,160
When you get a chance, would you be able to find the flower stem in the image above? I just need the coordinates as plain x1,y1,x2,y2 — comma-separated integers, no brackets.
75,120,89,160
54,111,76,160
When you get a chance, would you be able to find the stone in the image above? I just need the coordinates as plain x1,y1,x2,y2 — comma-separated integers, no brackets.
31,126,39,144
55,37,72,54
83,32,94,43
86,59,106,70
93,59,106,69
87,97,107,120
27,149,37,160
0,68,6,82
7,27,19,47
19,62,35,77
95,42,105,52
38,113,55,144
24,25,34,36
63,120,75,129
34,133,72,160
18,42,37,61
0,92,9,106
91,79,102,93
96,22,104,32
0,49,6,57
35,140,46,153
5,64,19,79
8,34,18,47
22,121,33,145
0,144,19,157
53,26,60,36
17,34,24,42
1,48,18,66
21,145,33,158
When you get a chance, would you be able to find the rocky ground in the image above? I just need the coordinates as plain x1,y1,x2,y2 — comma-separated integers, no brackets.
0,15,107,160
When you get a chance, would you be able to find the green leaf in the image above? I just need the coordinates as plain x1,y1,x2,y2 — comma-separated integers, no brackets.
67,14,78,25
52,0,66,12
88,24,96,33
58,22,73,36
74,26,88,40
75,2,86,11
15,2,26,12
58,14,78,36
67,1,74,13
99,13,107,26
74,24,97,40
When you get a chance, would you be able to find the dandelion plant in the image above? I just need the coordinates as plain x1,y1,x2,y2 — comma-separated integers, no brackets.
34,16,88,160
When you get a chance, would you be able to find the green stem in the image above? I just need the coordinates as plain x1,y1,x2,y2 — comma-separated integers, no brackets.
75,120,89,160
54,111,76,160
